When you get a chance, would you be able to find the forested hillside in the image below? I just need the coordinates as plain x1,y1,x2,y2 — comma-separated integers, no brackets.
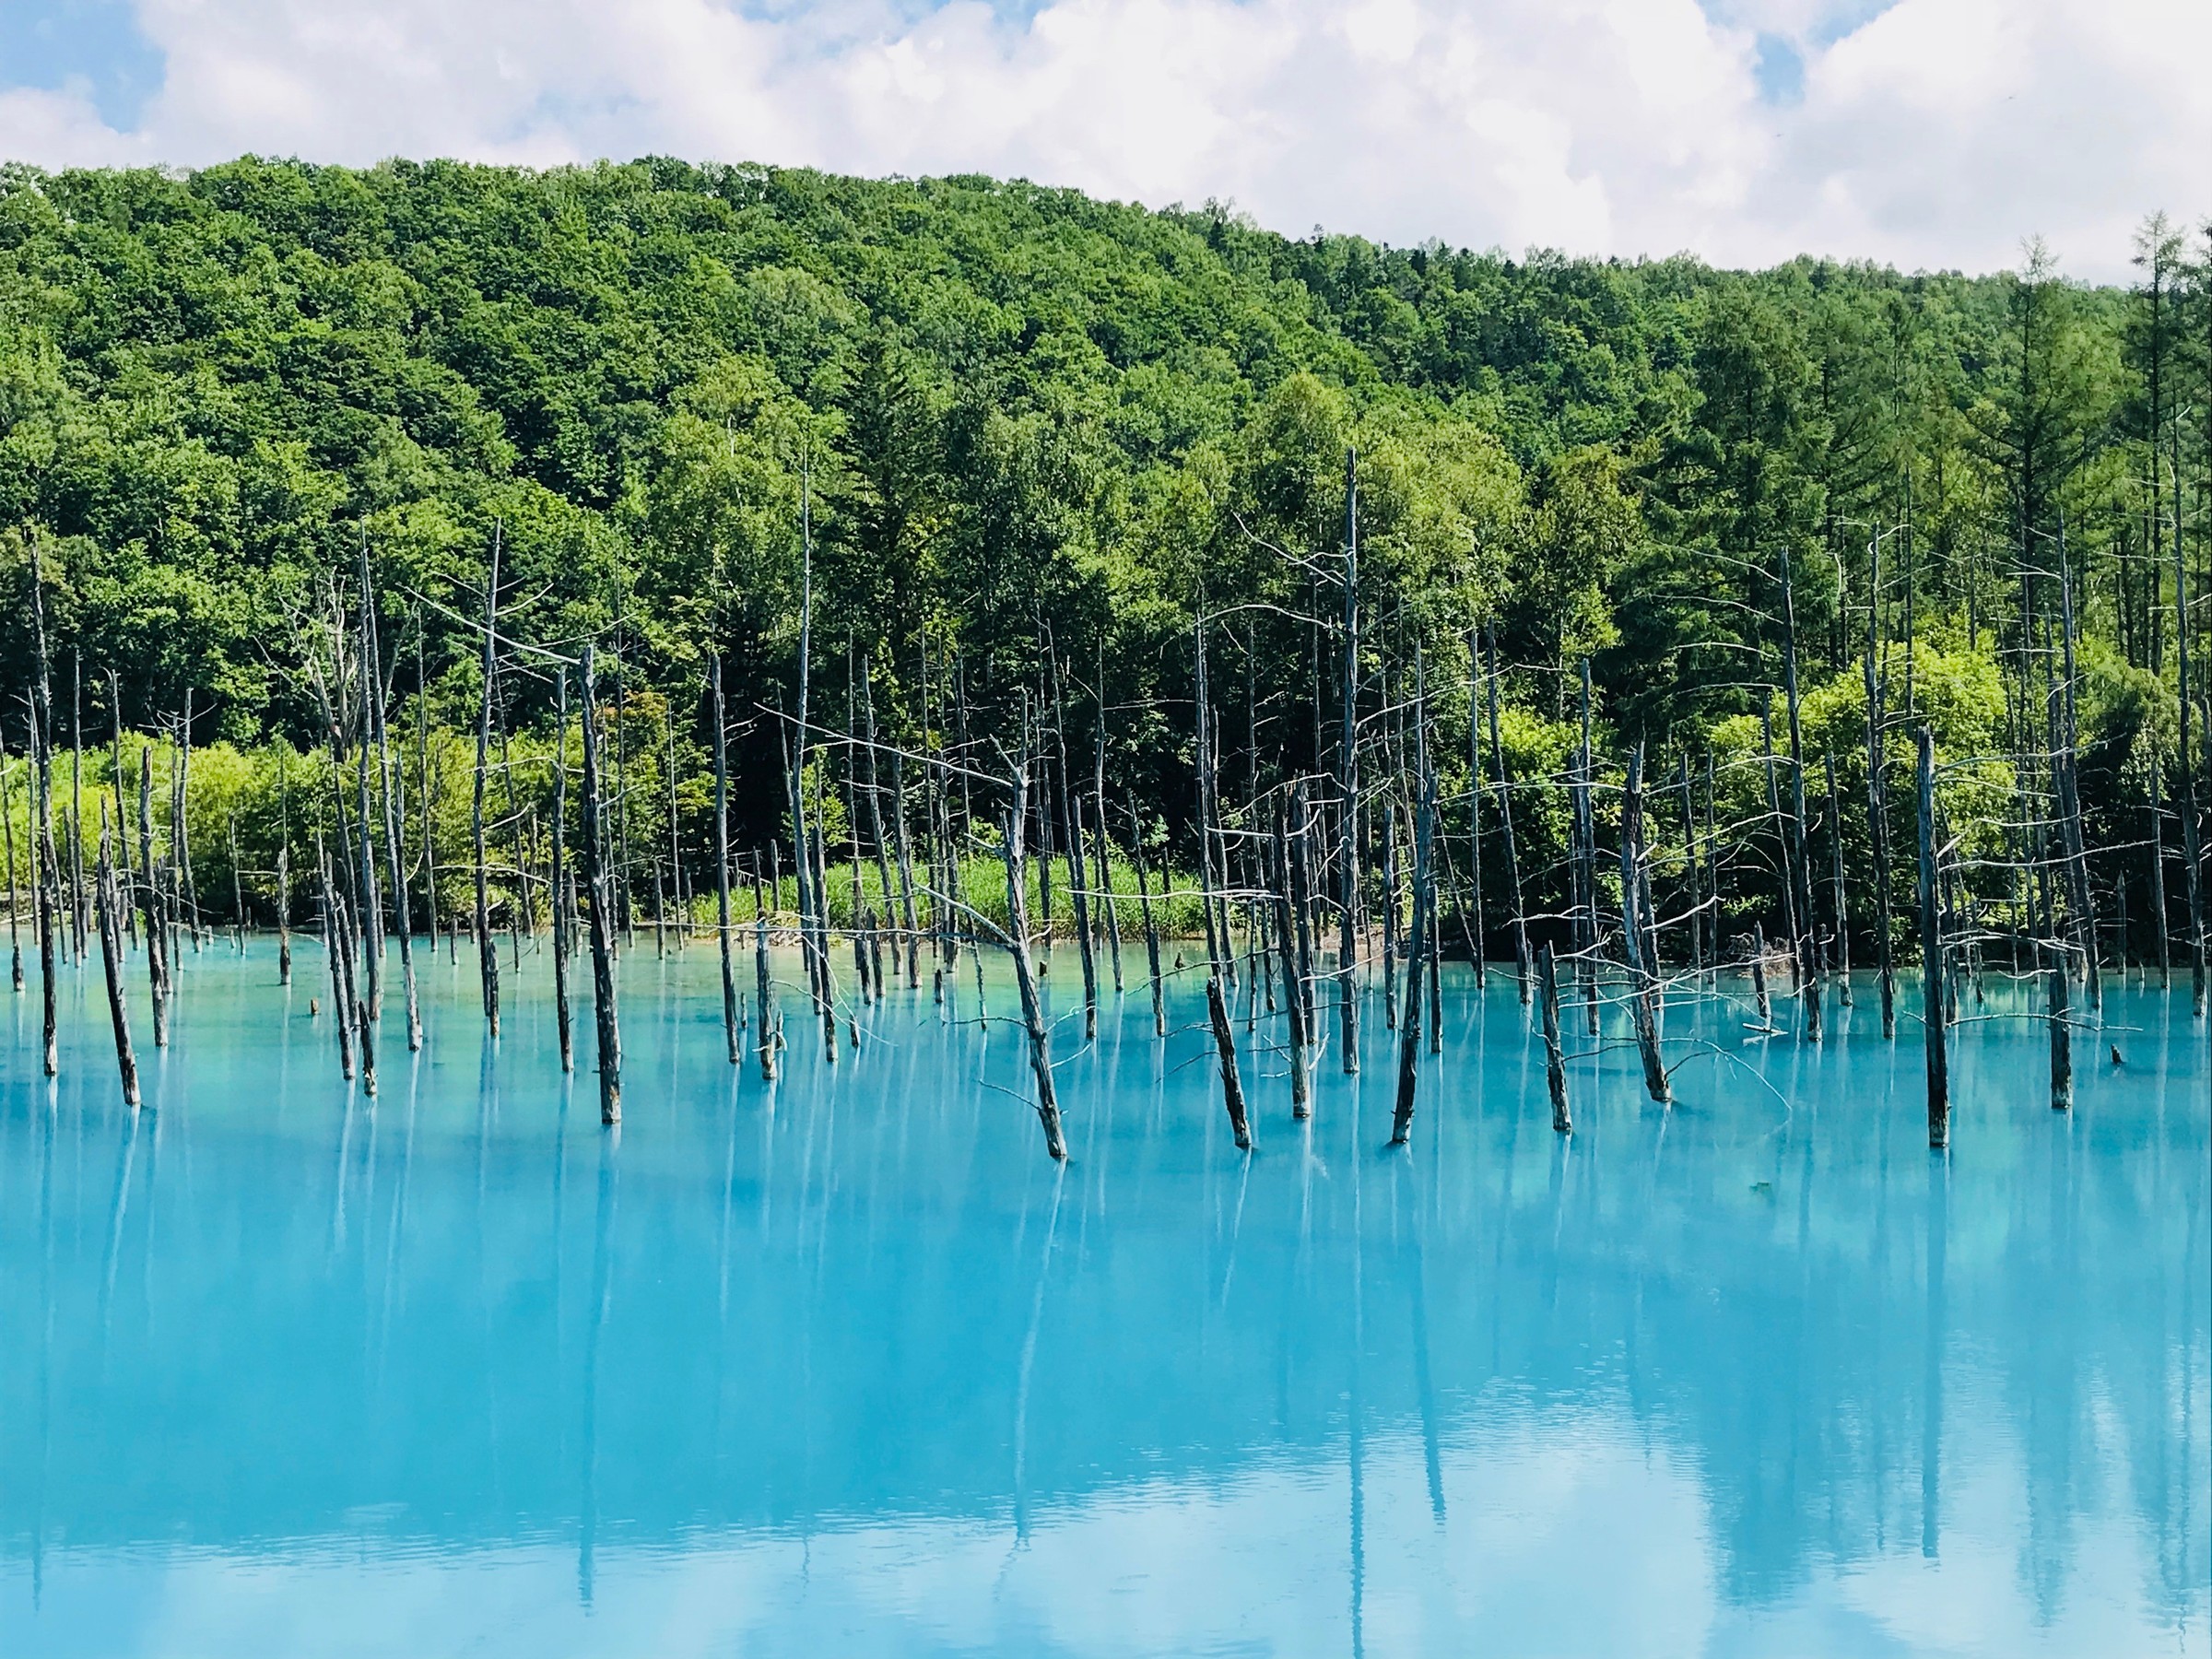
0,155,2205,963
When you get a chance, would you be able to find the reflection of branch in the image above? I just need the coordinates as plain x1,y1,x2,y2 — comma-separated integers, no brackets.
1662,1041,1793,1109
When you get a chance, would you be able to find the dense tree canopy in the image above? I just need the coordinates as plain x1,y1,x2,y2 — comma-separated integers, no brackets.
1,157,2206,953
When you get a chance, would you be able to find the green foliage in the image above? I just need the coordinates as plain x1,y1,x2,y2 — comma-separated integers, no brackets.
0,158,2206,953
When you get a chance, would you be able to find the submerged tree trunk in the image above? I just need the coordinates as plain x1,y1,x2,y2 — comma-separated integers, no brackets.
1538,941,1570,1134
136,747,169,1045
1336,447,1361,1072
1826,752,1852,1006
552,668,575,1073
1485,624,1530,999
474,530,501,1037
360,537,421,1051
95,814,140,1109
29,537,60,1077
1390,729,1434,1147
581,645,622,1125
1619,743,1670,1105
999,728,1066,1161
3,741,23,993
1273,795,1312,1118
1866,535,1898,1037
712,658,740,1065
1917,729,1949,1148
2047,940,2073,1112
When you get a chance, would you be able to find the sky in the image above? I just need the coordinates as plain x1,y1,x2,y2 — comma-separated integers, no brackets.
0,0,2203,280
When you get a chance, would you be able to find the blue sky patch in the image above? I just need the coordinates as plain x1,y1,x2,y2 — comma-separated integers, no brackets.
1753,32,1805,105
0,0,163,129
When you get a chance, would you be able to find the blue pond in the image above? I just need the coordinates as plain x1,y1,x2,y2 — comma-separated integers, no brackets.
1,942,2206,1657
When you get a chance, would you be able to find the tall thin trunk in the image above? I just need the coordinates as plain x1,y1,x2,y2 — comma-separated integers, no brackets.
580,645,622,1124
2149,747,2171,988
1826,752,1852,1005
1538,942,1570,1134
1573,660,1598,1034
359,546,419,1049
1390,672,1433,1147
351,539,385,1020
1484,624,1529,999
95,812,140,1108
321,842,355,1081
1000,717,1065,1160
2047,939,2073,1112
29,537,59,1077
176,692,200,949
70,653,86,960
1465,631,1488,986
1865,533,1897,1036
109,670,134,948
1917,729,1949,1147
474,529,501,1036
4,739,23,992
552,669,575,1072
1272,794,1311,1118
1619,743,1670,1104
712,658,740,1065
275,741,292,984
2176,399,2206,1013
1336,446,1361,1071
1094,649,1124,996
1131,797,1166,1038
1053,658,1097,1039
754,862,778,1080
1780,550,1822,1041
136,747,168,1044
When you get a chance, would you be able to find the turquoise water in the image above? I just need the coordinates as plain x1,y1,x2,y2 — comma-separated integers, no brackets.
2,942,2206,1658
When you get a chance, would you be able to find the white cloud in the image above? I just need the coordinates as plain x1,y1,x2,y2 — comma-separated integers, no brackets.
0,0,2202,279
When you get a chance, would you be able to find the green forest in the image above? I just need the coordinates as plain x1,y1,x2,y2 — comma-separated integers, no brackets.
1,155,2206,982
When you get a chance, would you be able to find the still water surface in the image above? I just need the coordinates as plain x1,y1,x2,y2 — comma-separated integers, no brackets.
2,945,2206,1656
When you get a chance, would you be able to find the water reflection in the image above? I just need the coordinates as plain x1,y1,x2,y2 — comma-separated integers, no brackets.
1,948,2206,1656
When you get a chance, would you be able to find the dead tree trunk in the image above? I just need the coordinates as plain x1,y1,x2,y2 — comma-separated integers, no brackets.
999,725,1066,1161
473,530,501,1037
275,742,292,985
1826,752,1852,1006
1780,550,1822,1042
1571,660,1598,1033
135,747,169,1044
1273,795,1312,1118
1485,625,1531,1000
1093,655,1124,997
552,668,575,1073
1131,798,1166,1038
319,843,355,1083
1620,743,1670,1104
1053,660,1098,1040
580,645,622,1125
1917,728,1949,1148
360,538,420,1050
2148,747,2171,989
29,537,59,1077
753,862,778,1080
1538,941,1570,1134
95,812,140,1108
3,739,21,992
713,658,740,1065
1866,536,1898,1037
2047,940,2073,1112
69,653,85,961
1390,711,1434,1147
1336,446,1362,1072
2174,465,2206,1013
